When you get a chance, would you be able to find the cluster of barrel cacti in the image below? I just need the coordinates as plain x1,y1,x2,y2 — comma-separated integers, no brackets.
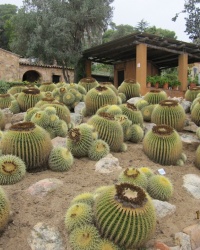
65,182,157,250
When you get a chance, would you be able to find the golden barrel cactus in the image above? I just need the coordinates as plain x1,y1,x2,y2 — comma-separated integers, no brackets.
143,89,167,104
118,78,140,99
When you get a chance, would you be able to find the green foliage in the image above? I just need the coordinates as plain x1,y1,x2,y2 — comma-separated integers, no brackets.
0,186,10,232
0,154,26,185
0,80,10,94
172,0,200,44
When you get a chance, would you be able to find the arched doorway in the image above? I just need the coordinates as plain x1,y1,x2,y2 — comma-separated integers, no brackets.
23,70,41,83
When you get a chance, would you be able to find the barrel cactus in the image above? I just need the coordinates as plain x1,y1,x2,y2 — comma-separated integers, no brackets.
141,104,155,122
0,93,15,109
139,167,154,179
194,144,200,169
87,112,127,152
35,97,57,108
7,85,26,95
78,77,99,92
0,186,10,232
99,82,118,95
94,183,156,249
147,175,173,201
191,100,200,126
24,107,41,122
65,202,93,233
66,123,94,158
48,146,74,172
1,122,53,172
88,139,110,161
83,86,118,116
0,110,5,130
129,124,144,143
118,78,141,99
143,124,182,165
0,154,26,185
52,86,67,102
39,82,56,92
71,192,94,206
17,88,43,111
151,100,186,131
114,114,132,141
9,100,21,114
31,110,50,128
135,99,149,110
185,87,200,102
119,102,143,127
118,167,148,190
143,89,168,104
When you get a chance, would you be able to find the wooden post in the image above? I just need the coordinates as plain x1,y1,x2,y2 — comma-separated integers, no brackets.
85,60,92,77
136,43,147,95
178,53,188,92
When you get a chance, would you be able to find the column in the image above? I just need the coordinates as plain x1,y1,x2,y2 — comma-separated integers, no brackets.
178,53,188,92
85,60,92,77
136,43,147,95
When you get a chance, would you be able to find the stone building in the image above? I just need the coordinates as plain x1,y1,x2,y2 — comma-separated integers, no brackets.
0,48,74,83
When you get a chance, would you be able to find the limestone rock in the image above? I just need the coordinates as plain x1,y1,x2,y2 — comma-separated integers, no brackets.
183,174,200,199
70,113,83,125
11,112,25,124
174,232,191,250
183,223,200,249
127,96,143,105
179,133,199,151
51,136,66,148
95,153,122,174
152,199,176,218
74,101,85,114
183,119,199,133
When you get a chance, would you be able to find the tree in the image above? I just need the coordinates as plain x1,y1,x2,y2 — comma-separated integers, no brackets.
146,26,177,39
172,0,200,44
135,19,149,32
0,4,18,50
10,0,114,82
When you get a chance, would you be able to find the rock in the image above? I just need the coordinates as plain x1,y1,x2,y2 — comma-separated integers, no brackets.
183,119,199,133
179,133,199,151
144,122,156,134
51,137,66,148
174,232,192,250
95,154,122,174
152,200,176,218
127,96,143,105
181,100,191,113
169,247,181,250
2,108,13,124
28,222,65,250
183,174,200,199
70,112,83,125
11,112,25,124
74,101,85,114
154,241,170,250
183,223,200,249
26,178,63,197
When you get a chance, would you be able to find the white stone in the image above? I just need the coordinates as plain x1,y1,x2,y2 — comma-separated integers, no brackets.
174,232,192,250
51,136,66,148
127,97,143,105
74,101,85,114
95,153,122,174
70,112,83,125
11,112,25,124
152,199,176,218
28,222,65,250
183,174,200,199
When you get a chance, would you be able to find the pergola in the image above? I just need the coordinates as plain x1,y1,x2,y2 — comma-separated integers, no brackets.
82,32,200,94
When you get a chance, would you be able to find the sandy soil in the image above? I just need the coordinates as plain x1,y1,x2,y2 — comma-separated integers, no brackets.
0,124,200,249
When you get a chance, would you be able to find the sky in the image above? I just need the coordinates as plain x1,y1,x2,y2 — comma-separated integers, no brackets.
0,0,190,43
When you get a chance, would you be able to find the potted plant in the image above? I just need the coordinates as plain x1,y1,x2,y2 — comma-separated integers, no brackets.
188,75,198,89
160,76,169,89
151,75,160,88
170,79,181,90
146,76,152,88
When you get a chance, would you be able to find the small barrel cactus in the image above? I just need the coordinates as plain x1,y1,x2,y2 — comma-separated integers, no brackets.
118,78,141,99
7,85,26,95
129,123,144,143
0,93,15,109
84,86,118,116
185,87,200,102
9,100,21,114
191,100,200,126
143,89,168,104
0,154,26,185
31,110,50,128
88,112,126,152
1,122,53,172
17,88,43,111
24,107,41,122
139,167,154,179
118,167,148,189
0,186,10,232
0,110,5,130
35,97,57,108
143,124,182,165
78,77,99,92
194,144,200,169
71,192,94,206
147,175,173,201
99,82,118,95
119,102,143,127
151,100,186,131
114,114,132,141
39,82,56,92
135,99,149,110
141,104,155,122
88,139,110,161
66,123,94,158
48,147,74,172
65,202,93,233
94,183,156,249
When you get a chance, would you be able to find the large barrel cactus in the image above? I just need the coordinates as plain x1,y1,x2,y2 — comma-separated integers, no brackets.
99,82,118,95
191,100,200,126
83,86,118,116
0,110,5,130
151,100,186,131
0,186,10,232
39,82,56,92
143,89,168,104
87,112,126,152
1,122,53,172
78,77,99,92
194,144,200,169
0,93,15,109
185,87,200,102
119,102,143,127
143,124,182,165
7,85,26,95
17,88,43,111
118,78,140,99
94,183,156,249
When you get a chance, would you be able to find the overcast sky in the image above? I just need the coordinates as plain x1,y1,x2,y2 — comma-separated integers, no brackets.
0,0,190,43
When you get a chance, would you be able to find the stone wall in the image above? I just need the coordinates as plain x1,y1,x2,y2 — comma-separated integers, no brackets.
0,48,20,81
